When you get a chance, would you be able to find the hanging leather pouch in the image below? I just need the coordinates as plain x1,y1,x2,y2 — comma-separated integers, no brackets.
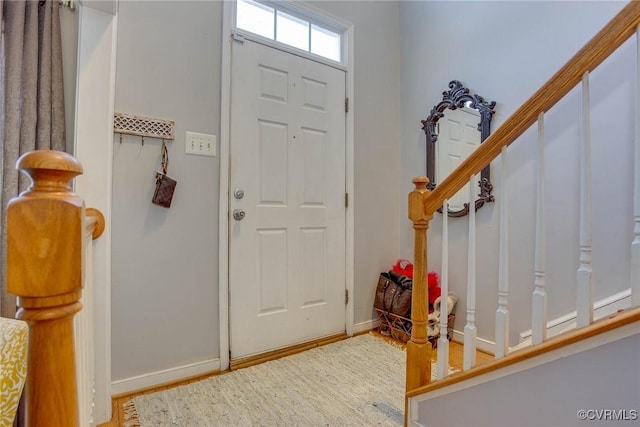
152,141,177,208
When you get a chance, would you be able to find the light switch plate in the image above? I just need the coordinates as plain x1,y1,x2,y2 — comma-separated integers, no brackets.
186,131,216,157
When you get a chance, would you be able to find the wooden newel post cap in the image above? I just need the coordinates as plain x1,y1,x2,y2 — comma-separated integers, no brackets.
7,150,86,304
408,176,432,223
16,150,83,190
412,176,429,190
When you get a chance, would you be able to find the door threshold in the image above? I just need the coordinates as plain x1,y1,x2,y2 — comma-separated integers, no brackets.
230,332,348,371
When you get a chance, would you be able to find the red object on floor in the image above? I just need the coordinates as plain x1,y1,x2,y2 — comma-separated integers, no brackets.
392,259,413,278
392,259,441,304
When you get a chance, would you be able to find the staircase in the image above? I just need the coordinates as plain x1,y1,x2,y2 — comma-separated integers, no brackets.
405,2,640,425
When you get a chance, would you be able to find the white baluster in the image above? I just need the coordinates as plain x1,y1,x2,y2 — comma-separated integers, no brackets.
532,112,548,345
75,308,87,426
87,235,96,426
495,147,509,359
463,175,477,370
76,223,97,426
437,199,450,380
577,72,594,328
75,241,88,426
632,24,640,307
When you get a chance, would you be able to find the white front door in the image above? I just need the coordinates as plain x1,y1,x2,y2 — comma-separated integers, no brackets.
229,39,347,359
437,108,481,211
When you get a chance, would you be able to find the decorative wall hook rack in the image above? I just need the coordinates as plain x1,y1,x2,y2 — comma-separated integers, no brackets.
113,112,175,146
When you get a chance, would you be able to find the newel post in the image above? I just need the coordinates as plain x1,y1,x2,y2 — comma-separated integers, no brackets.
7,150,84,427
406,176,433,393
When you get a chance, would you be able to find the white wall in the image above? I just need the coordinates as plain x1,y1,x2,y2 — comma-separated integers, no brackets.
112,0,222,381
399,0,633,344
111,0,401,384
416,330,640,427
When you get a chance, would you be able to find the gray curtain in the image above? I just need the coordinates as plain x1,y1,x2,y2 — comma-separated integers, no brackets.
1,0,66,318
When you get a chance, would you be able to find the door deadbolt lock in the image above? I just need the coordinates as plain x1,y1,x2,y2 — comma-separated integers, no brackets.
233,209,245,221
233,188,245,199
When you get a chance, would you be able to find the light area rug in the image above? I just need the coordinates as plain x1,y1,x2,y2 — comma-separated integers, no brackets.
124,334,450,427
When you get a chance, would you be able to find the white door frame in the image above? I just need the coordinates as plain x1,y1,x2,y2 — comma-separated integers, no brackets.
218,1,355,371
73,1,118,423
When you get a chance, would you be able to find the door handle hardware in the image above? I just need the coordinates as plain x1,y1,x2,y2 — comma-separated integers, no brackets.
233,209,245,221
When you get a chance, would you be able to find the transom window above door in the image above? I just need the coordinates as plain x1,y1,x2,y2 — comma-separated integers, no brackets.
235,0,344,63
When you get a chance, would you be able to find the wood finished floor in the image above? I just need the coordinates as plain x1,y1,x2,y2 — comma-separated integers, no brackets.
98,331,493,427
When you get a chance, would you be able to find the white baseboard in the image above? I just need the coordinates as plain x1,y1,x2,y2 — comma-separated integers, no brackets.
111,358,221,396
111,290,630,396
519,288,631,343
353,318,378,334
446,289,632,355
451,330,496,355
112,319,378,396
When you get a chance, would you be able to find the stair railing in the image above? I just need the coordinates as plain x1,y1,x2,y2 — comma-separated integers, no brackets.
406,0,640,402
7,150,105,427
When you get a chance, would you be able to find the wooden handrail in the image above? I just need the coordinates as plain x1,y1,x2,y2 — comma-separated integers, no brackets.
424,1,640,216
87,207,106,240
6,150,103,427
406,0,640,409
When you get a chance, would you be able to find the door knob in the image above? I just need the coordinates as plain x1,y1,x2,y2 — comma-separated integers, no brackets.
233,188,245,199
233,209,245,221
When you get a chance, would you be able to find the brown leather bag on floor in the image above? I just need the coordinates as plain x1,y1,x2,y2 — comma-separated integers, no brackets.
374,271,412,319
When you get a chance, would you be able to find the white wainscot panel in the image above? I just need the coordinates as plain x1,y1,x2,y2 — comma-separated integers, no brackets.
258,228,288,315
301,227,327,307
302,76,327,111
258,120,288,205
301,128,327,206
259,65,288,103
